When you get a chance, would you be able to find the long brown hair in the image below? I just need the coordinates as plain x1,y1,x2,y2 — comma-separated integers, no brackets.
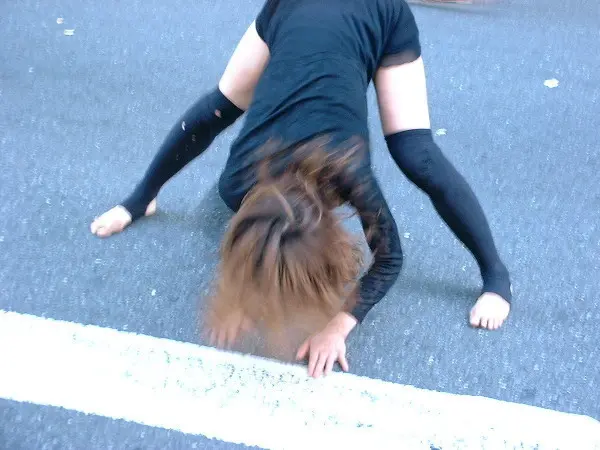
205,136,368,349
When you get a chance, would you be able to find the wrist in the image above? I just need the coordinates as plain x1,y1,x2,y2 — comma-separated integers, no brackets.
328,312,358,338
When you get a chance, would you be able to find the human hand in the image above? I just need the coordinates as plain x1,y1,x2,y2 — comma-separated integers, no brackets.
296,328,348,378
295,312,357,378
207,308,253,348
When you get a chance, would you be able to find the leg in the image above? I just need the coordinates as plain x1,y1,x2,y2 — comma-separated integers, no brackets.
91,21,270,237
374,57,511,330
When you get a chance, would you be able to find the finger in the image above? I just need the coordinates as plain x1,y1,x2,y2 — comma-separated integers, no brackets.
241,317,253,332
338,351,349,372
296,339,310,361
208,330,217,346
217,328,228,348
226,323,240,348
307,350,320,377
312,353,329,379
225,328,235,349
324,353,336,377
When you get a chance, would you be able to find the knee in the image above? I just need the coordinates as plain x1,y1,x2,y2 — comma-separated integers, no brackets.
183,87,243,134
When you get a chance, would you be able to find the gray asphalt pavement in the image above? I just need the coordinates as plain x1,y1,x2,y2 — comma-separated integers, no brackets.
1,0,599,448
0,399,258,450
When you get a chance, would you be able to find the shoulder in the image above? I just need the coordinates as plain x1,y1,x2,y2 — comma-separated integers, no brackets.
256,0,282,43
361,0,416,47
375,0,421,63
372,0,410,20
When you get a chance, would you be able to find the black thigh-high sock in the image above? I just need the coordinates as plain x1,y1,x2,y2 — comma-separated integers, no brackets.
385,129,512,303
121,87,243,220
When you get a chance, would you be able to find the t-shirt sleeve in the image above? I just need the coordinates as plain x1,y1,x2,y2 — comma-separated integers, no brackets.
380,1,422,67
255,0,279,44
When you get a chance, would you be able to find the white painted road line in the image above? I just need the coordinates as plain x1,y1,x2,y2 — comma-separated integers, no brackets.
0,310,599,450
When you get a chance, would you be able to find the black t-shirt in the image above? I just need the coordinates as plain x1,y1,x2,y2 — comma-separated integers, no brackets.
222,0,421,322
224,0,421,189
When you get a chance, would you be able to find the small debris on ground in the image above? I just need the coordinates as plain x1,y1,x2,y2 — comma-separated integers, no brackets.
544,78,559,88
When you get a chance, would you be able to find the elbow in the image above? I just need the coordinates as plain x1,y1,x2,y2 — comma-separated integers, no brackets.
374,221,404,282
385,129,455,197
386,253,404,284
375,245,404,284
388,226,404,276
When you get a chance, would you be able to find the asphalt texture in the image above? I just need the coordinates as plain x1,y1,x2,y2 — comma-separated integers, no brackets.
0,399,258,450
1,0,599,448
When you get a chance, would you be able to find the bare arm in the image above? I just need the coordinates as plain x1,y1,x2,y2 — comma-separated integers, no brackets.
219,21,270,110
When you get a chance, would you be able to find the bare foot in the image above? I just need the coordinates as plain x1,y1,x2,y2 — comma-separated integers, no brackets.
90,199,156,238
469,292,510,330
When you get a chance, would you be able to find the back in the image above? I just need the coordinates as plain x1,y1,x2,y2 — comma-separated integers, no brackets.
257,0,420,82
223,0,421,201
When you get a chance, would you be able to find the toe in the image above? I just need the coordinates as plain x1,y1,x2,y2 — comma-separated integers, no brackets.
92,223,103,236
481,317,490,329
96,225,110,238
483,317,492,330
469,309,481,328
90,218,101,234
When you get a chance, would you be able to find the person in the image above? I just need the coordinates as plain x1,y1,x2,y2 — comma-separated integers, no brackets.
90,0,512,378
